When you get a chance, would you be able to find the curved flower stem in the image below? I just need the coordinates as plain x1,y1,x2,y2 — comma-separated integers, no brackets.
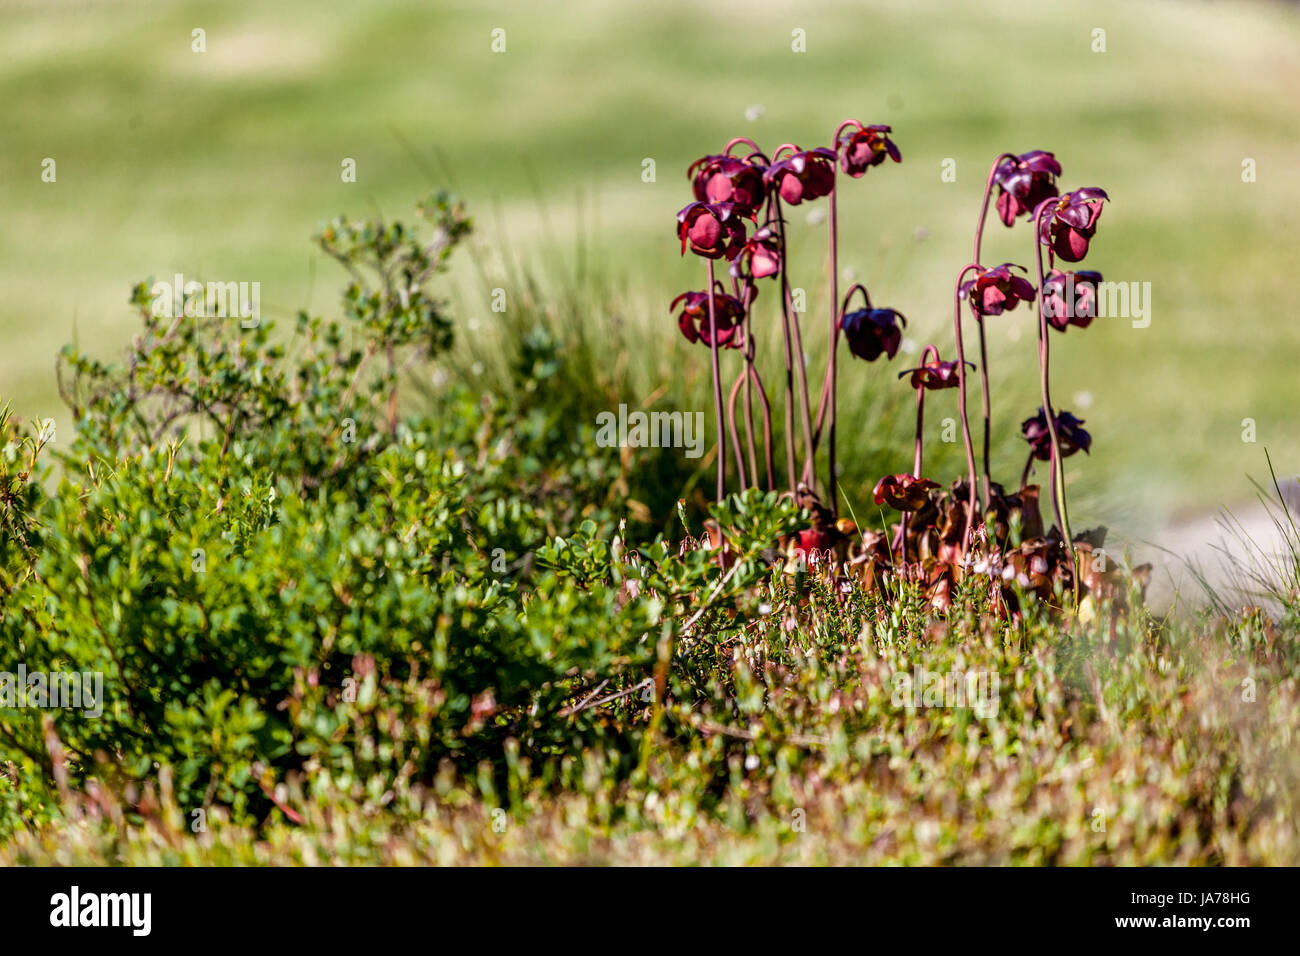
726,369,750,490
773,197,816,487
913,344,940,478
976,318,993,509
810,282,871,452
969,154,1018,510
972,153,1019,265
724,138,769,165
732,275,760,486
952,263,983,555
898,344,940,564
826,181,841,517
768,204,799,491
743,354,759,484
824,121,867,512
1020,449,1036,491
705,259,727,501
748,362,776,489
1031,200,1078,602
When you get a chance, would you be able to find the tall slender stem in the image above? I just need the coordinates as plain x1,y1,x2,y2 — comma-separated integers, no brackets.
705,259,727,501
729,273,759,487
749,362,776,489
972,153,1018,265
913,345,939,478
1020,449,1035,491
969,154,1017,510
743,354,759,482
726,369,749,491
976,319,993,508
774,198,816,489
899,345,937,565
826,183,840,517
952,263,982,554
739,282,760,485
1031,201,1078,602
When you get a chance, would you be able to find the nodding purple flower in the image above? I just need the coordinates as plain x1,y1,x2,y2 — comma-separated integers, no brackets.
671,290,745,349
873,473,940,511
730,223,783,280
677,201,747,260
688,154,767,217
898,357,970,390
1039,188,1108,263
837,124,901,178
960,263,1036,317
840,307,906,362
1022,408,1091,460
1042,269,1103,331
763,147,837,205
993,151,1061,226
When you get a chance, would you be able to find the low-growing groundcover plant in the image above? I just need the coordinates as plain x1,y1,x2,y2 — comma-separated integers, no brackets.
0,172,1298,865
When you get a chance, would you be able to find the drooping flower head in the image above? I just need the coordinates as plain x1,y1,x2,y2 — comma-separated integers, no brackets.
729,223,783,280
960,263,1036,317
873,473,940,511
840,307,906,362
1039,188,1108,263
898,357,970,390
1042,269,1103,331
1021,408,1092,460
993,150,1061,226
688,154,767,217
676,201,748,260
671,290,745,348
763,147,837,205
837,123,901,178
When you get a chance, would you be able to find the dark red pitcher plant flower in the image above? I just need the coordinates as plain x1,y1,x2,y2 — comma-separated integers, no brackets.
669,123,1116,612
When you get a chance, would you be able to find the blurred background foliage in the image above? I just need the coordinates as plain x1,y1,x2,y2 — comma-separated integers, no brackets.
1,0,1298,545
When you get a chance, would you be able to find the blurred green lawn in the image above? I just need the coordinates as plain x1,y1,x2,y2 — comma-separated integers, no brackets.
2,0,1298,539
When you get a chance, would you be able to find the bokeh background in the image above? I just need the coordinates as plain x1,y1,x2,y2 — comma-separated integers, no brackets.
3,0,1298,555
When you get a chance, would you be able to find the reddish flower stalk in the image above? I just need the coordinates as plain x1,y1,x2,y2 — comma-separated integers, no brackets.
720,138,788,491
747,358,777,490
972,153,1019,265
730,274,760,486
820,121,866,517
726,367,750,490
952,263,983,554
705,259,727,501
898,344,941,559
769,179,816,490
910,345,941,477
975,321,994,508
1020,448,1036,490
826,182,841,516
1031,199,1078,599
724,137,765,159
736,274,776,490
767,200,800,490
969,154,1017,510
741,328,759,487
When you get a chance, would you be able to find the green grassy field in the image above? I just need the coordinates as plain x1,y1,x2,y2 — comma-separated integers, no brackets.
3,0,1299,542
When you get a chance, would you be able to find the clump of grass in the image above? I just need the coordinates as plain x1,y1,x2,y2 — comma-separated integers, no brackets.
1180,450,1300,620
